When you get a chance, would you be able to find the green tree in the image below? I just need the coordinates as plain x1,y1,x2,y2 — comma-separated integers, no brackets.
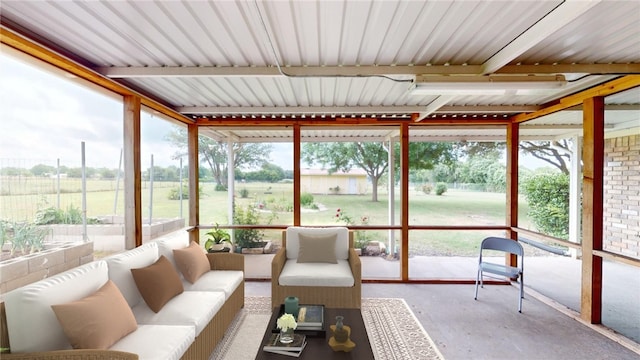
521,173,570,239
302,142,389,202
166,128,272,186
30,164,55,176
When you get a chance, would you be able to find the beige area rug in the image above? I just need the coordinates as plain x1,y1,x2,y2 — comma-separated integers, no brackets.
210,297,443,360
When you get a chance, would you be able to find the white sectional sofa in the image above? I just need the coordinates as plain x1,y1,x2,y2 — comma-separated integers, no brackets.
1,235,244,360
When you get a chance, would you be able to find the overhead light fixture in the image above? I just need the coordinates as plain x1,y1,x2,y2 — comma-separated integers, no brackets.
409,75,566,96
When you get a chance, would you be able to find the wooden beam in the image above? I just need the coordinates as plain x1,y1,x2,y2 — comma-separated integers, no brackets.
188,123,200,244
581,96,605,324
511,76,640,123
506,122,519,269
123,96,142,249
293,125,301,226
196,117,509,127
400,122,410,281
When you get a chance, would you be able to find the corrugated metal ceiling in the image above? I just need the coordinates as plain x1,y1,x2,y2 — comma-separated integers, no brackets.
1,0,638,142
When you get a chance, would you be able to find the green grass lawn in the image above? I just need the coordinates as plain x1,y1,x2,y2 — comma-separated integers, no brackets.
2,180,533,256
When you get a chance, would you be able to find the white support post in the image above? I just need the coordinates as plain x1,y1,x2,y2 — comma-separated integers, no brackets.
227,139,235,245
569,135,583,258
388,138,396,258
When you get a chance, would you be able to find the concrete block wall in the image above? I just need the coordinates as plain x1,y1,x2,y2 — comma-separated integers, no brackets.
0,241,94,297
603,134,640,258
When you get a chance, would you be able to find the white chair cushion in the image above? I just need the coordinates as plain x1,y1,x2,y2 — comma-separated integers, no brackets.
183,270,244,299
132,291,225,335
110,324,194,360
4,261,109,352
278,259,355,287
104,242,159,308
286,227,349,260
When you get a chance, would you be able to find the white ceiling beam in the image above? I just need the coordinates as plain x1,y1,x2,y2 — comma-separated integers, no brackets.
177,105,539,115
415,96,456,122
94,62,637,78
96,65,479,78
482,0,602,74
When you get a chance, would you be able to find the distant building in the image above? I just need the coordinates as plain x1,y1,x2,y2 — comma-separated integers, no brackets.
300,168,368,195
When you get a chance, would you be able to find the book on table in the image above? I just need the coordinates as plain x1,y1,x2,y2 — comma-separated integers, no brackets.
296,304,324,330
263,333,307,357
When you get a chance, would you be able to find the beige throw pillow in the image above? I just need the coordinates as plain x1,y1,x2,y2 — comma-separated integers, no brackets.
51,280,137,349
297,233,338,263
173,241,211,283
131,255,184,313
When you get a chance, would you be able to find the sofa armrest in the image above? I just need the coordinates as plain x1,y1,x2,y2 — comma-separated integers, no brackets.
271,248,286,281
348,248,362,284
206,253,244,271
1,350,138,360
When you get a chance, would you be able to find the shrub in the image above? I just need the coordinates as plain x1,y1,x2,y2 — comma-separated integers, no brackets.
435,183,448,196
168,185,189,200
421,184,433,194
233,205,271,248
521,173,570,239
300,192,314,206
239,188,250,198
215,184,227,191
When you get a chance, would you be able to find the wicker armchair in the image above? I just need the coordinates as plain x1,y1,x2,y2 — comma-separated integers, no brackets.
271,227,361,309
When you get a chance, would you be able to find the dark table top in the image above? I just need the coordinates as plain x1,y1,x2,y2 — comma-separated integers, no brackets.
255,307,374,360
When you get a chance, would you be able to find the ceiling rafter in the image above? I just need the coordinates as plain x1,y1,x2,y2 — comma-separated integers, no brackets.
481,1,602,74
95,63,640,78
177,105,540,115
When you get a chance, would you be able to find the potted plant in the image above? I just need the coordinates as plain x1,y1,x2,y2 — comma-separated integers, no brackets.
204,223,231,252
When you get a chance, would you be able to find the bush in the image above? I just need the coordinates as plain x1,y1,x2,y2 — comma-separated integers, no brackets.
233,205,264,248
521,173,570,239
435,183,448,196
215,184,227,191
300,192,314,206
168,185,189,200
239,188,249,198
421,184,432,194
34,204,94,225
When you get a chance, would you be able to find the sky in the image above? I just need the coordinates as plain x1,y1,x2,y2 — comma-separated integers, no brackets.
0,51,546,172
0,51,293,171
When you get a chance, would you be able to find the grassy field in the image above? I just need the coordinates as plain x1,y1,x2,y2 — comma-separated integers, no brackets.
1,179,533,256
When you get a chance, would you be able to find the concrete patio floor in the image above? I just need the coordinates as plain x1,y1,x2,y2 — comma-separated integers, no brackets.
243,252,640,348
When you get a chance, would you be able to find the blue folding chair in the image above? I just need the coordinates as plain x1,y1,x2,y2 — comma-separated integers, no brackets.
474,237,525,312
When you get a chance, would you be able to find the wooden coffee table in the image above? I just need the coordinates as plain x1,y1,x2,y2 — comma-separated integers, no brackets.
255,307,374,359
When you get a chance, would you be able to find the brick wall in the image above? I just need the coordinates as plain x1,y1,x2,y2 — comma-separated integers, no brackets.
603,134,640,258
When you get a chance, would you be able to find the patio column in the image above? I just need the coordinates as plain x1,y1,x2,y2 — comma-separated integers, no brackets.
569,135,583,258
581,96,604,324
123,95,142,249
227,137,235,241
188,123,199,243
387,136,396,258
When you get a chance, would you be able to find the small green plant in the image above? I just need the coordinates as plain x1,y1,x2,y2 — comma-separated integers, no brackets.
239,188,250,198
329,186,341,193
335,208,370,249
421,184,433,194
300,192,314,207
435,183,448,196
233,205,264,248
204,223,231,251
11,222,49,254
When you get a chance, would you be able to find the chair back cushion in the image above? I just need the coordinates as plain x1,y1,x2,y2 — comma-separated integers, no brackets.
285,227,349,260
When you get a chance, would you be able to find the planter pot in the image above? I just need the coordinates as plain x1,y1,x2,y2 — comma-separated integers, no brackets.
210,243,226,251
